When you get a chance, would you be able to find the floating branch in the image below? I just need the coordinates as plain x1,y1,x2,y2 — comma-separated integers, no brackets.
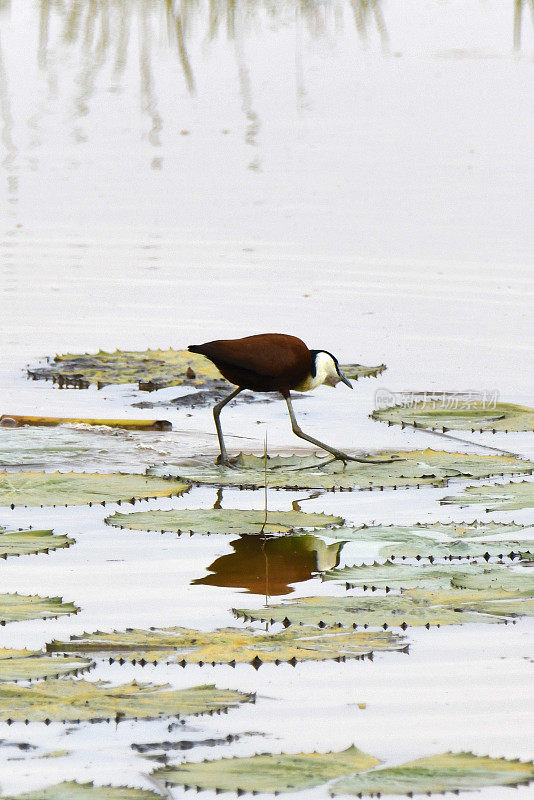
1,415,171,431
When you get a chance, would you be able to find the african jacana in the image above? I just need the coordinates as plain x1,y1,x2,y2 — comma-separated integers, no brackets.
188,333,375,465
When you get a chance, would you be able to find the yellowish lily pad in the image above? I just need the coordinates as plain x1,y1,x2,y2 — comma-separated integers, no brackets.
149,449,533,491
6,781,162,799
105,508,342,535
155,746,380,793
331,751,534,796
372,399,534,432
46,625,406,665
0,527,73,558
0,680,252,723
0,593,78,625
0,471,189,507
0,649,92,682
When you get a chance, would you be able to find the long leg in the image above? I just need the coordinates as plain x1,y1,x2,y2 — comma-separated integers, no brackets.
284,392,352,463
213,387,243,465
284,393,400,465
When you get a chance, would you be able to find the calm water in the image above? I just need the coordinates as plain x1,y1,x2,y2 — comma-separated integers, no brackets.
1,1,534,797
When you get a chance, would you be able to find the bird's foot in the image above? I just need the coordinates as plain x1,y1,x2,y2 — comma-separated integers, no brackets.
215,454,240,469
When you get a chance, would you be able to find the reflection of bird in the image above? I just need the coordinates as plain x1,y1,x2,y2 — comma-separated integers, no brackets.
188,333,354,465
192,533,343,596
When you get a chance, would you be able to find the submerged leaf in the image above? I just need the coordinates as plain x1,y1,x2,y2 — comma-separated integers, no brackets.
0,471,188,507
149,450,533,491
105,508,342,535
6,781,161,799
47,625,405,665
331,751,534,796
372,399,534,432
442,480,534,511
0,593,78,625
0,649,91,682
321,522,532,559
0,527,73,558
0,680,252,723
155,746,380,793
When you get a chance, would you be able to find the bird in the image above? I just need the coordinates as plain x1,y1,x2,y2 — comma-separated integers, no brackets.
188,333,376,466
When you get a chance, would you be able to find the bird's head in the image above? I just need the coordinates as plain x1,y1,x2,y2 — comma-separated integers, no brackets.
310,350,353,389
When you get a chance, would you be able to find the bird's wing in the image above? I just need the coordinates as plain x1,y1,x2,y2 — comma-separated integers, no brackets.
190,334,309,378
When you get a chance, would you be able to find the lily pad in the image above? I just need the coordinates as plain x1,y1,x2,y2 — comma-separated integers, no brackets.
0,649,92,682
149,449,533,491
322,561,534,594
233,592,508,630
321,522,532,560
0,471,189,508
442,480,534,511
46,625,406,665
27,348,225,390
0,593,78,625
372,399,534,432
105,508,342,535
0,680,252,723
331,751,534,796
6,781,162,799
155,746,380,793
0,527,74,558
27,349,386,392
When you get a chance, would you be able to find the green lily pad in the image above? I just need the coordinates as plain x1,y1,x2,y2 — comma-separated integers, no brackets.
322,561,534,594
233,592,507,630
372,399,534,432
46,625,406,666
331,751,534,796
27,349,385,392
0,527,73,558
6,781,161,799
0,471,189,508
0,680,252,723
149,449,533,491
0,649,92,682
319,522,532,560
442,480,534,511
105,508,342,535
0,593,78,625
155,746,380,793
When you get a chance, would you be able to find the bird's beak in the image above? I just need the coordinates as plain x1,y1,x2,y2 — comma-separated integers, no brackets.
338,370,352,389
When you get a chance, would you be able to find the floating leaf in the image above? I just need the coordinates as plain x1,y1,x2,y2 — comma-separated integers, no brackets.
442,481,534,511
6,781,161,799
0,471,189,508
0,527,73,558
155,746,380,793
321,522,532,559
105,508,342,535
0,593,78,625
342,363,386,381
46,625,405,666
372,399,534,432
0,415,171,431
149,450,533,491
27,349,225,390
0,680,252,723
331,751,534,796
323,561,534,595
0,649,92,682
233,593,505,630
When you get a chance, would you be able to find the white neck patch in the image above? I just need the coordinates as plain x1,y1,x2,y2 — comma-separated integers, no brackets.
294,351,339,392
